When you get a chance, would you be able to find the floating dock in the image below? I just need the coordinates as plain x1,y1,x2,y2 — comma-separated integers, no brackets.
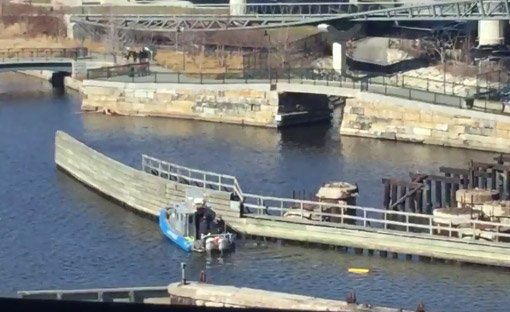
54,131,510,267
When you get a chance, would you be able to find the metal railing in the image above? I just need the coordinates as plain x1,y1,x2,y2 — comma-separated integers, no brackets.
141,155,244,200
0,48,88,61
18,286,168,302
90,66,478,110
241,193,510,244
195,2,406,15
141,154,510,245
87,62,150,80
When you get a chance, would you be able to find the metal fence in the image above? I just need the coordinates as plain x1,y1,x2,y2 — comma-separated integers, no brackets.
87,62,151,80
141,155,244,200
140,154,510,244
90,66,473,109
0,48,88,61
18,286,168,302
241,193,510,243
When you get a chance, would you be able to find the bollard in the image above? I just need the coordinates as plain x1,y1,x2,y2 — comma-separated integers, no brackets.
180,262,187,285
416,302,425,312
199,270,207,283
346,291,356,304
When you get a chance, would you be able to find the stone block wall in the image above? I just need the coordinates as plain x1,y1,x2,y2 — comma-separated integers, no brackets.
340,93,510,153
81,81,279,127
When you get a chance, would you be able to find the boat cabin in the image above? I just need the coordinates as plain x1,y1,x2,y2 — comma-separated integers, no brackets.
167,202,197,239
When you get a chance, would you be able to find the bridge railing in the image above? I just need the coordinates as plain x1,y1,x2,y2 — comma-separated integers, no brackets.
0,48,88,61
195,2,406,16
241,192,510,244
89,66,498,112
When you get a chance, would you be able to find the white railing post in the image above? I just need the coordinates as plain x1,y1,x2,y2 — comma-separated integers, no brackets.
449,220,452,238
203,172,206,189
280,200,284,216
405,214,409,232
429,216,433,235
363,209,367,227
300,201,303,219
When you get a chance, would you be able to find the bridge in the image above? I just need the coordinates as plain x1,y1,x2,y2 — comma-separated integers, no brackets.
70,0,510,32
0,48,89,79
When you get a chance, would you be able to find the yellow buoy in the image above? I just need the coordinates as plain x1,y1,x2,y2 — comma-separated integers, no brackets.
348,268,370,274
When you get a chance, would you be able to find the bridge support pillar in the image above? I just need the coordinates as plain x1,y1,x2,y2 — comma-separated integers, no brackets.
64,14,76,40
332,42,346,75
478,20,505,47
72,61,87,80
230,0,246,15
318,23,362,75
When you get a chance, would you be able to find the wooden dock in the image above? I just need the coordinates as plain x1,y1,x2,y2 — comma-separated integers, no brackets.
54,131,510,267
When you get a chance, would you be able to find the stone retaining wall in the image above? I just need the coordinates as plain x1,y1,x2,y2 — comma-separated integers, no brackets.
339,93,510,153
81,80,279,127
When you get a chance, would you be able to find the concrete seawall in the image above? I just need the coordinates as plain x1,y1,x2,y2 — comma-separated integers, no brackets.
55,131,510,267
339,93,510,153
80,80,279,127
79,78,510,152
55,131,237,221
166,282,412,312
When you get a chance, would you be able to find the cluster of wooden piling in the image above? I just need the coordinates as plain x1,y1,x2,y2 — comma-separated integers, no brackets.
382,154,510,214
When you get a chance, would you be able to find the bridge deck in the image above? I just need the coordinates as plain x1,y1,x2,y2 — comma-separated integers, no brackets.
72,0,510,31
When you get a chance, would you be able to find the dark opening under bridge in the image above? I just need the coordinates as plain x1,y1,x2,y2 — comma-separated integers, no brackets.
71,0,510,32
0,48,88,75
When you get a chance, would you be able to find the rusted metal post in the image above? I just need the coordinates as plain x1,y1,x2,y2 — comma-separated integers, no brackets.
199,271,207,283
180,262,187,285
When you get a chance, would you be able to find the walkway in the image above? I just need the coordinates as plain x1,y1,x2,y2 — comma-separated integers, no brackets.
71,0,510,31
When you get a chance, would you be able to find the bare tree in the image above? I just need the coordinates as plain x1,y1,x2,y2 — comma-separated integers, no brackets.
105,8,122,64
421,28,465,64
271,27,294,70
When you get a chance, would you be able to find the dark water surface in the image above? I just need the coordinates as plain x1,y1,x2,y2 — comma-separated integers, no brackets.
0,73,508,311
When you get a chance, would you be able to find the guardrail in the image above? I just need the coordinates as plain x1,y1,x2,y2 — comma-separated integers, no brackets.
0,48,88,61
141,154,510,244
18,286,168,302
241,193,510,243
141,155,244,200
87,62,150,80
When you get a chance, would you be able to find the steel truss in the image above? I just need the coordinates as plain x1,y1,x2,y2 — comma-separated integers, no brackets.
70,0,510,32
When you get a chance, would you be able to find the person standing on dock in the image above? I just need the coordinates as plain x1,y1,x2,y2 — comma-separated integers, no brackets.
215,216,225,234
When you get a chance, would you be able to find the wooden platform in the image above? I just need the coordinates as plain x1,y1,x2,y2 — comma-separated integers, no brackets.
54,131,510,267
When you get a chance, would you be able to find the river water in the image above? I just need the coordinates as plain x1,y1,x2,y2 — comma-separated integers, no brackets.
0,73,508,311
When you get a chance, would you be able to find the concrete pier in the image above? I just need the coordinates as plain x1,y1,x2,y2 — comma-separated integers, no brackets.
166,282,412,312
18,281,412,311
54,131,510,267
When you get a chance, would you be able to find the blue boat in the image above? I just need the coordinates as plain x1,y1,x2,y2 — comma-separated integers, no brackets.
159,208,193,252
159,198,236,254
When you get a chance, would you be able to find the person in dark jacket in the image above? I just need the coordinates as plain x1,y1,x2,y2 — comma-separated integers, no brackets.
198,216,209,238
215,216,225,234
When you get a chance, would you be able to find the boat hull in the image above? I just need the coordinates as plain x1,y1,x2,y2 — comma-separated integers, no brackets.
159,209,193,252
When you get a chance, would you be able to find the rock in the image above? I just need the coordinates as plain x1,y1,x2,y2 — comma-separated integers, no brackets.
455,188,500,206
474,200,510,219
432,207,481,226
